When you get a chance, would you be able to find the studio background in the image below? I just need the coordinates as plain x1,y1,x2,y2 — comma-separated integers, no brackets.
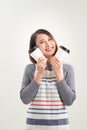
0,0,87,130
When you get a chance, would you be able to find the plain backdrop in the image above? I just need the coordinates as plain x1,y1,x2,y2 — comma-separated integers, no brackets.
0,0,87,130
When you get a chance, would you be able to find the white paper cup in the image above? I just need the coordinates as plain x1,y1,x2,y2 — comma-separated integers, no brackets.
55,46,70,61
29,46,44,62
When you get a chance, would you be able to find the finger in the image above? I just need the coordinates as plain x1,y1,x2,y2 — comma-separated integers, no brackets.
38,57,47,63
53,56,61,63
51,58,62,68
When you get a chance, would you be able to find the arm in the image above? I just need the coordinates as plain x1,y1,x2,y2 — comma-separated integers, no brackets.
20,64,40,105
56,64,76,106
20,57,47,105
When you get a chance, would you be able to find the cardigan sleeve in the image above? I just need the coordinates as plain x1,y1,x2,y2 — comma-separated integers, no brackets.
56,64,76,106
20,64,40,105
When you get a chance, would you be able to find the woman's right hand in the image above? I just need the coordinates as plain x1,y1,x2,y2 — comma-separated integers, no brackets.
34,57,47,84
37,57,47,75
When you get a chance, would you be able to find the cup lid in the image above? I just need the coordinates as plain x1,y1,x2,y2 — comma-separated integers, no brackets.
59,45,70,54
28,46,37,54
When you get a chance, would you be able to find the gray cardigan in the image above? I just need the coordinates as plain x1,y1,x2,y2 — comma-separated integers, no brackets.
20,63,76,106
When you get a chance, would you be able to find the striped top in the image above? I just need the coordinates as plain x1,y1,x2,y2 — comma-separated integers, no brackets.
26,68,69,130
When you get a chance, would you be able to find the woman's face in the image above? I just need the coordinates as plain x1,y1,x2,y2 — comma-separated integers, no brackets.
36,33,57,58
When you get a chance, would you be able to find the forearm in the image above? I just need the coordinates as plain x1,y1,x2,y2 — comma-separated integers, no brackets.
57,79,76,106
20,63,45,105
20,80,39,104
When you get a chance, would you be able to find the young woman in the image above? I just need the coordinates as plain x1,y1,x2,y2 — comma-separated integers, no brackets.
20,29,76,130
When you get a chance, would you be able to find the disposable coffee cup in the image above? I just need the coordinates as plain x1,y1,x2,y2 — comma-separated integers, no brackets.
29,46,44,62
55,45,70,61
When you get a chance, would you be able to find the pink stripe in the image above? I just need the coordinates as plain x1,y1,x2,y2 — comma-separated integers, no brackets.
31,104,64,106
32,100,61,102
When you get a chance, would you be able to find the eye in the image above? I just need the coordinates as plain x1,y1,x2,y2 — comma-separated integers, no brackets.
40,40,45,44
48,38,52,41
40,41,44,44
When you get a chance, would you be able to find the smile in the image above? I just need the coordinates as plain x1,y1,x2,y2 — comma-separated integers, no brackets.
45,47,54,51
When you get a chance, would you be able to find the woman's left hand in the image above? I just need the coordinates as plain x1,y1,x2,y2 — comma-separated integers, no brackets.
49,56,64,82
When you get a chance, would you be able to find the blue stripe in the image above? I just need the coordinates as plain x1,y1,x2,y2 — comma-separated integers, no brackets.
41,79,56,83
28,108,66,110
26,118,69,125
42,77,56,79
35,95,59,98
27,112,67,115
39,87,57,90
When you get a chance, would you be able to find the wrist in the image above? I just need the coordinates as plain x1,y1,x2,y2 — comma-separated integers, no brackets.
56,72,64,82
34,72,43,84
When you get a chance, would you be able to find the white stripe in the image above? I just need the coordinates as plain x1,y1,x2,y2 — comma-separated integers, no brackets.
26,124,69,130
34,96,60,100
35,91,60,98
39,85,58,90
36,88,59,93
29,104,66,109
31,101,63,105
40,82,57,86
26,113,68,120
43,70,56,77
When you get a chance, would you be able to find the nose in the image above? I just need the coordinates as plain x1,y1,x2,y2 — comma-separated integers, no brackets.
46,41,50,46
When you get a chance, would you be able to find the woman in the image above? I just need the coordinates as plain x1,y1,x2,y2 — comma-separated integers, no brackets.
20,29,76,130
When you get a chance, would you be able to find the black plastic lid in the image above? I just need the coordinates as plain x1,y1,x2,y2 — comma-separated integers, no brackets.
28,46,37,54
59,45,70,54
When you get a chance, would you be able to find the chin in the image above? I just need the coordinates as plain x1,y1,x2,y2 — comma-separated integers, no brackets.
45,55,53,58
45,52,55,57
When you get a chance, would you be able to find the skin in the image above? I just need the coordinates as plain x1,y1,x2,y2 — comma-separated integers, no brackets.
34,34,64,83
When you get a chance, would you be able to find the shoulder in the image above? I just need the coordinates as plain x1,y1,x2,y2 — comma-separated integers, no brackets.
24,63,36,74
25,63,35,69
63,63,74,69
63,63,74,73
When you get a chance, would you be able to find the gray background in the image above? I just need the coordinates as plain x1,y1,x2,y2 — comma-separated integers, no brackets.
0,0,87,130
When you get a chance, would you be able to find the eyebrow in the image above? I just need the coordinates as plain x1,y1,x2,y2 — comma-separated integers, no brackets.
39,39,45,42
39,36,51,42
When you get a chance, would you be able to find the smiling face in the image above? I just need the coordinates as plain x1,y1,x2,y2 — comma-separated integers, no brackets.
36,33,57,58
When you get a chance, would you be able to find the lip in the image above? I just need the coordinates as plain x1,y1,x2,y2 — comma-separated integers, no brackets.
45,47,54,51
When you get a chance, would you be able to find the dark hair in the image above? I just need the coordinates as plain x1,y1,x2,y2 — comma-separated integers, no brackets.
29,29,58,63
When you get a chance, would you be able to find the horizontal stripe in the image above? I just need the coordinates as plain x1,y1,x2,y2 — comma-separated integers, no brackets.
37,93,59,98
39,87,58,90
26,124,69,130
32,99,61,102
41,81,56,84
38,89,58,93
28,108,66,114
26,118,69,126
37,91,59,94
35,95,59,99
28,107,66,111
42,76,56,79
37,91,58,94
29,105,66,110
27,111,67,115
35,92,60,98
27,108,67,115
42,71,56,78
41,79,56,83
42,76,56,80
31,103,64,106
26,112,68,120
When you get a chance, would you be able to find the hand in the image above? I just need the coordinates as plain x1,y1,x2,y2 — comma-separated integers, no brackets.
49,56,64,82
37,57,47,76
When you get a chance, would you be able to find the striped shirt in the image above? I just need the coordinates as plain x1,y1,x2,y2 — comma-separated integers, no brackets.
26,68,69,130
20,63,76,130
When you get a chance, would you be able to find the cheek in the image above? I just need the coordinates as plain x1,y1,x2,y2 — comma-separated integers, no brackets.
39,47,45,53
